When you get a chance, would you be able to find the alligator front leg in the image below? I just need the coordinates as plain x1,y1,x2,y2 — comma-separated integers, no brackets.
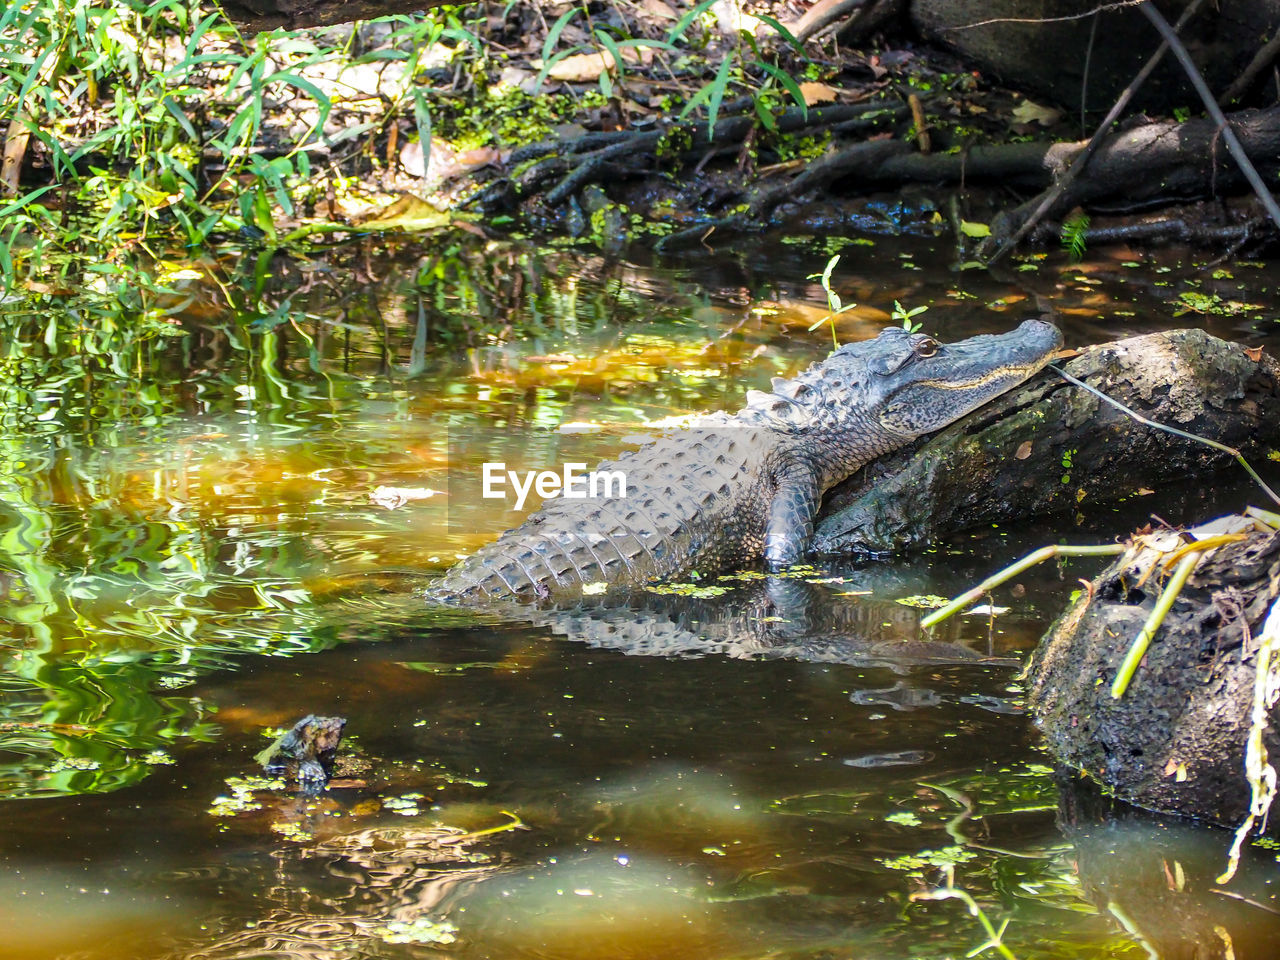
763,465,821,569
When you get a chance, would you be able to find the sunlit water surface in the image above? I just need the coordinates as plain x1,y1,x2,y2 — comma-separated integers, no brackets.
2,231,1280,958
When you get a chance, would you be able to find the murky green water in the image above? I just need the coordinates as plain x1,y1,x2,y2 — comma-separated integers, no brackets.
2,232,1280,958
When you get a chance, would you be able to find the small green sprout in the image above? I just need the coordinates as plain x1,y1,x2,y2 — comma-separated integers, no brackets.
806,254,859,350
892,300,928,333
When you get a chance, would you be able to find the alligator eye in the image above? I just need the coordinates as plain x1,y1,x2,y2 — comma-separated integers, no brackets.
914,337,939,358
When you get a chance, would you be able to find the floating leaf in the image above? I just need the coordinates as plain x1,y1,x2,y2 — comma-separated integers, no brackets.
358,194,453,232
894,594,950,609
1010,99,1060,126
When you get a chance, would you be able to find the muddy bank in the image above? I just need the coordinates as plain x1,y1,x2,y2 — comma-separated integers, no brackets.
812,328,1280,556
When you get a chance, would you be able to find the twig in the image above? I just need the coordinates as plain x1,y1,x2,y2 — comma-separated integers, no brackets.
1139,2,1280,232
654,215,756,252
1110,549,1198,698
1050,364,1280,507
1030,215,1267,249
986,0,1209,263
920,543,1125,630
907,93,930,153
1218,31,1280,106
788,0,869,43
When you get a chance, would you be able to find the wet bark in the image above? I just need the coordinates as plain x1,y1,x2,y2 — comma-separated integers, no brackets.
643,108,1280,250
1025,516,1280,827
812,328,1280,555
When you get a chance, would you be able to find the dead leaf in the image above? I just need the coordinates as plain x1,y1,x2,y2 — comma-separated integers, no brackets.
370,485,440,509
1015,441,1033,460
535,48,646,83
638,0,678,20
357,194,452,232
798,81,839,106
1160,757,1191,785
1010,99,1060,126
1245,345,1264,361
1136,488,1155,496
538,51,613,82
1053,347,1082,360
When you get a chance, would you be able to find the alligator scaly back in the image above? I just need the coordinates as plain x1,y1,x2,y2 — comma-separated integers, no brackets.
433,319,1062,602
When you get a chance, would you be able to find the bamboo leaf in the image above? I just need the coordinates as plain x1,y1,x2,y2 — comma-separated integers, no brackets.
594,29,625,81
412,87,431,179
542,6,580,61
666,0,718,44
753,93,777,131
753,13,805,55
757,61,807,119
703,54,735,138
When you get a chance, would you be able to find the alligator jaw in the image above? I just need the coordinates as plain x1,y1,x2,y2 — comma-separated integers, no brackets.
872,319,1062,438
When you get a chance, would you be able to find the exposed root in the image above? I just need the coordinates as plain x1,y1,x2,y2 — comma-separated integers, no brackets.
475,102,899,216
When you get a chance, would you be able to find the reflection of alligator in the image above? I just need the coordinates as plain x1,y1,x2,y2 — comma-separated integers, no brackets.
447,565,1032,674
434,320,1062,601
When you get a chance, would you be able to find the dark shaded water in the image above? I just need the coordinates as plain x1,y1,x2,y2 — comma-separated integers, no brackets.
2,231,1280,958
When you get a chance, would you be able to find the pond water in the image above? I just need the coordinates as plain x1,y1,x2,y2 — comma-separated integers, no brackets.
3,230,1280,959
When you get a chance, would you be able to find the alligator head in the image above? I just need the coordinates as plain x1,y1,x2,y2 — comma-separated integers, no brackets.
744,318,1063,438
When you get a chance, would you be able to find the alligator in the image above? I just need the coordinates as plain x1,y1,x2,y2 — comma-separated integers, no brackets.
433,319,1062,602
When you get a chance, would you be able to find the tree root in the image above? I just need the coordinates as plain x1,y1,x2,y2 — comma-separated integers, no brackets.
984,0,1210,263
472,100,903,216
1028,213,1272,251
984,106,1280,253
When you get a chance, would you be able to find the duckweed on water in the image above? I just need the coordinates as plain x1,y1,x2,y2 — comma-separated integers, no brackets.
398,660,521,674
208,775,286,816
49,757,101,771
383,793,427,816
885,811,923,826
894,594,951,609
270,822,314,842
375,918,459,945
881,845,978,872
644,583,732,598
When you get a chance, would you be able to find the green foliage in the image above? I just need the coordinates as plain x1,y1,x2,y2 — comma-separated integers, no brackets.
892,300,928,332
806,254,858,350
0,0,479,297
1060,212,1091,262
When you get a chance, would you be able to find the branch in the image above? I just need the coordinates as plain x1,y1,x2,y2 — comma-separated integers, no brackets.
1139,2,1280,232
986,0,1208,263
1218,31,1280,107
789,0,869,43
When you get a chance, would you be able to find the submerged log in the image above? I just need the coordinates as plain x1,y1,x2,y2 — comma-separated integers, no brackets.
1054,772,1280,952
812,328,1280,556
1025,514,1280,827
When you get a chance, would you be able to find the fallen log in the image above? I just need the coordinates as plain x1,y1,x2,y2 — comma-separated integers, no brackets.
657,107,1280,249
811,328,1280,556
1025,513,1280,828
987,106,1280,250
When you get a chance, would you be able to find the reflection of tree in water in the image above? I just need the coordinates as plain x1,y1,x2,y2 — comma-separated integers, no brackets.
183,823,497,960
